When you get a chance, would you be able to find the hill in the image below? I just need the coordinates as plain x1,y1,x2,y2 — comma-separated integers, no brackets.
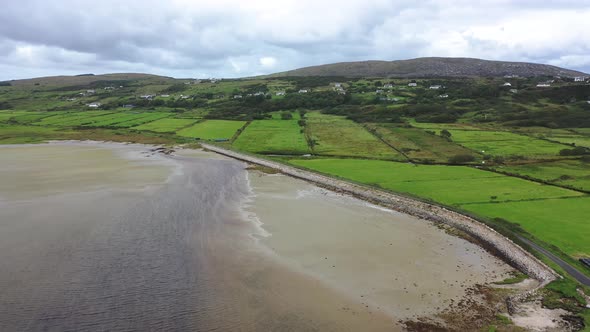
6,73,174,88
270,57,588,78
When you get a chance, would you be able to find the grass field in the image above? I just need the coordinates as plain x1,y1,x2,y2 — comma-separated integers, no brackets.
33,111,113,126
306,112,404,160
177,120,246,140
131,118,196,132
288,158,582,205
288,157,589,257
493,160,590,191
369,123,478,162
465,197,590,257
0,124,76,144
110,113,171,128
233,120,309,154
447,130,568,157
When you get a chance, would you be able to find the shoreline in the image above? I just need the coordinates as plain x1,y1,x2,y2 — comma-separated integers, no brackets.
201,143,559,286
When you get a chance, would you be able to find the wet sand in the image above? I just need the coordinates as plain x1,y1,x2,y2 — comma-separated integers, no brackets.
0,142,514,331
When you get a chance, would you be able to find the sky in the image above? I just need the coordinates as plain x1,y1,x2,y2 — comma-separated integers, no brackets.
1,0,589,80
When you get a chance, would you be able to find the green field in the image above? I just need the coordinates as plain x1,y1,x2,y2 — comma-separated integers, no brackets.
493,159,590,191
177,120,246,140
306,112,404,160
131,118,196,132
369,124,477,162
465,197,590,257
233,120,309,154
0,124,76,144
447,130,568,157
33,111,113,126
289,158,589,257
111,113,171,128
289,158,582,206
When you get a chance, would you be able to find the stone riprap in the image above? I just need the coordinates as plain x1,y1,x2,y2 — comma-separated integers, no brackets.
201,144,558,284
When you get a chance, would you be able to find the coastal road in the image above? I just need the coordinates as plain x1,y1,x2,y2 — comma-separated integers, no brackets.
517,236,590,286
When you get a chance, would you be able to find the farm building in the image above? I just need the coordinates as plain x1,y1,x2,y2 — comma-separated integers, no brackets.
503,82,512,86
275,91,286,96
87,102,101,108
408,82,417,87
574,76,587,82
429,85,442,89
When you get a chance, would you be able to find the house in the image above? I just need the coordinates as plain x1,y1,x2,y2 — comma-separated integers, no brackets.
180,95,189,99
233,95,242,99
536,83,551,87
587,100,590,104
86,89,95,94
509,89,518,94
140,94,155,100
298,89,309,93
275,91,286,96
253,91,265,96
575,76,587,82
333,83,342,88
503,82,512,87
66,98,77,101
104,86,115,90
375,89,384,94
438,94,449,98
408,82,417,87
123,104,135,108
429,85,442,90
384,83,394,89
160,94,170,98
87,102,101,108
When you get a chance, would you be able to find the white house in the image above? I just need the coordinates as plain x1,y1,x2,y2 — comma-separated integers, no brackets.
509,89,518,94
66,98,77,101
233,95,242,99
429,85,442,89
275,91,286,96
375,89,384,94
333,83,342,88
160,94,170,97
574,76,587,82
438,94,449,98
298,89,309,93
536,83,551,87
384,83,394,89
408,82,417,87
87,102,101,108
86,89,95,94
253,91,265,96
503,82,512,87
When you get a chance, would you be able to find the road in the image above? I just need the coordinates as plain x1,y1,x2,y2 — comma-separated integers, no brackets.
517,236,590,286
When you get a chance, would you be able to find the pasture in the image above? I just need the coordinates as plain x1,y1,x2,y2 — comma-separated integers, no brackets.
177,120,246,140
232,120,309,154
131,118,196,132
288,158,582,206
493,159,590,191
306,112,404,160
369,124,477,162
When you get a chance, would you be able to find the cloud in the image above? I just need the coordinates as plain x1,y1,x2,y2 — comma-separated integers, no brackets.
0,0,589,80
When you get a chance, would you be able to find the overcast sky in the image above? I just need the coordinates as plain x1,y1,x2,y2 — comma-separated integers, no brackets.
1,0,589,80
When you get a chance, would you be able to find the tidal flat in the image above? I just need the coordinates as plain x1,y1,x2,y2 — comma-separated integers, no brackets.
0,142,514,331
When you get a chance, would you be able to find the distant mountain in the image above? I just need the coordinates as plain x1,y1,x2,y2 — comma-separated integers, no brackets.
270,57,588,78
8,73,174,88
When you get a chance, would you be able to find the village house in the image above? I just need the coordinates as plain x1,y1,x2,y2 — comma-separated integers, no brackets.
536,83,551,87
503,82,512,87
275,91,286,96
384,83,394,88
438,94,449,98
233,95,242,99
87,102,101,108
104,86,115,90
333,83,342,88
123,104,135,108
375,89,384,94
66,98,77,101
298,89,309,93
509,89,518,94
253,91,265,96
86,89,95,94
408,82,417,87
160,94,170,97
429,85,442,90
574,76,587,82
140,94,155,100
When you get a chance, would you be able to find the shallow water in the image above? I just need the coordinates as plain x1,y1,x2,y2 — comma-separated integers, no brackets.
0,143,513,331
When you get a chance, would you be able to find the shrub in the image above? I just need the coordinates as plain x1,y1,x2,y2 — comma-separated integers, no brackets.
448,154,476,164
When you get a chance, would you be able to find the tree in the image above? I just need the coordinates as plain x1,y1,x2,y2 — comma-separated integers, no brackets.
440,129,452,139
281,112,293,120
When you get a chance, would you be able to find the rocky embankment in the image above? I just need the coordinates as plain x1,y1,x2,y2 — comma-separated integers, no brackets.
202,144,559,284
